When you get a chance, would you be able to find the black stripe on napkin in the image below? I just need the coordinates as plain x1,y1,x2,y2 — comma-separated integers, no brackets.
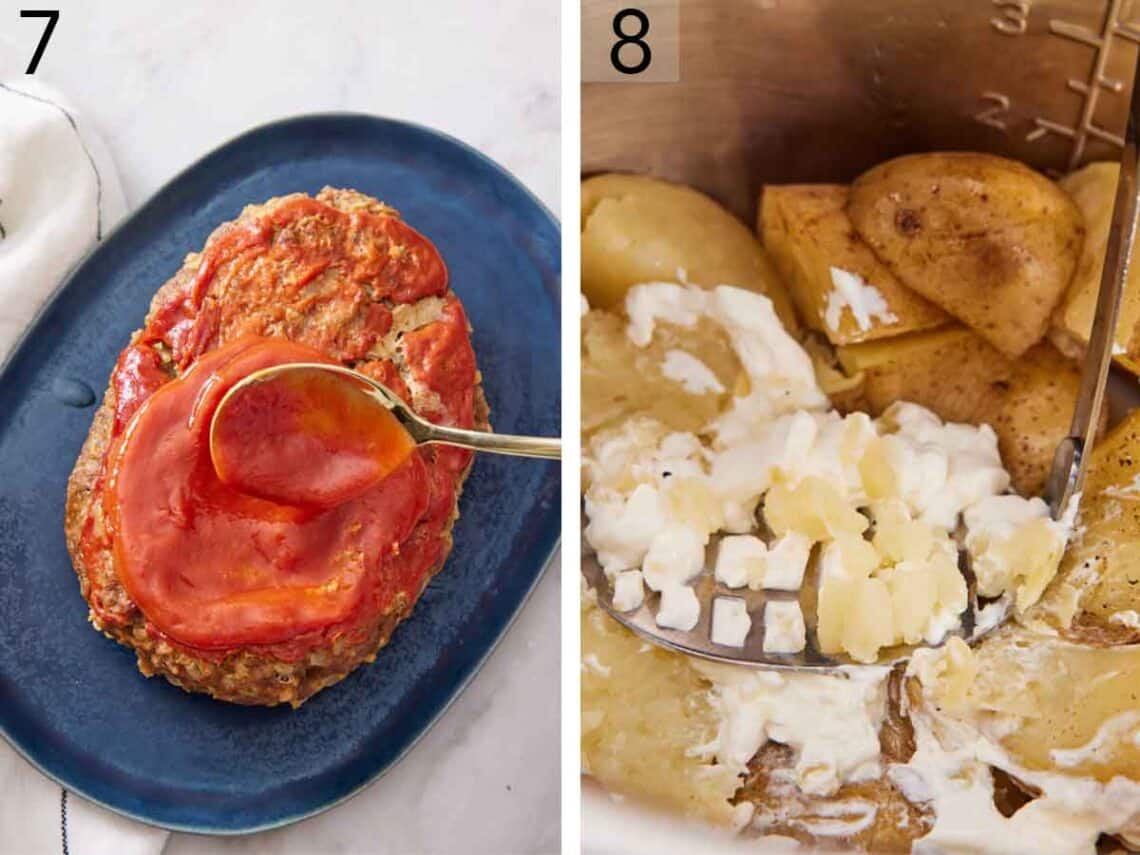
60,789,69,855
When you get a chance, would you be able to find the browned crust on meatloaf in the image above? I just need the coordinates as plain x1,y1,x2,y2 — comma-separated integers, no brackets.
64,188,489,707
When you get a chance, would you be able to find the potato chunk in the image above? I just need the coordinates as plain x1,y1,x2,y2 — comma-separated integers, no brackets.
581,173,798,331
764,476,868,542
836,326,1009,425
1036,409,1140,642
918,626,1140,784
978,343,1087,500
760,184,947,344
581,308,742,440
1054,162,1140,376
580,599,742,826
848,153,1083,358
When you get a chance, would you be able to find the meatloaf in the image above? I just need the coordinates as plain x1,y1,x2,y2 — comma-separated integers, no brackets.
65,187,488,707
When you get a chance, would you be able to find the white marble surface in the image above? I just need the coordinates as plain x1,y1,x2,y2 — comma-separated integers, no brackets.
0,1,560,852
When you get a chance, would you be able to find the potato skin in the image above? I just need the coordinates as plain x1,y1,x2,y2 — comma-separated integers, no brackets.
978,343,1084,501
836,326,1008,424
581,173,798,331
847,153,1084,358
760,184,947,344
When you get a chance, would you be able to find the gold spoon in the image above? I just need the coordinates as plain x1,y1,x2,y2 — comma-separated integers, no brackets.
209,362,560,508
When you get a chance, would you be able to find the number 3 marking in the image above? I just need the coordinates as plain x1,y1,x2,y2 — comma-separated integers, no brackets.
21,9,59,75
611,8,651,75
991,0,1030,35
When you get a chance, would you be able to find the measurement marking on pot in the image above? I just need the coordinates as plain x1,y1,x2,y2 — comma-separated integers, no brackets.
990,0,1031,36
1024,0,1140,168
975,91,1011,130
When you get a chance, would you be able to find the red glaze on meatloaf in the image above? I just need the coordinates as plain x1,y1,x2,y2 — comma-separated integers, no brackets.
65,188,487,706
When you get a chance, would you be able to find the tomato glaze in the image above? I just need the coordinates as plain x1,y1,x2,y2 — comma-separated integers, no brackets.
104,337,429,649
77,194,477,661
210,365,417,511
143,196,448,371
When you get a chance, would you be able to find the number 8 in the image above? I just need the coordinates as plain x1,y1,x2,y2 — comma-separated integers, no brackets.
611,8,651,75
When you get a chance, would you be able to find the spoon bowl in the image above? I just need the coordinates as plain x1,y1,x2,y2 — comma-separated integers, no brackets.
211,362,561,508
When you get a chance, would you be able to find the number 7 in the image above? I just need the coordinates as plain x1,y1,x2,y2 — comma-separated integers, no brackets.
21,9,59,75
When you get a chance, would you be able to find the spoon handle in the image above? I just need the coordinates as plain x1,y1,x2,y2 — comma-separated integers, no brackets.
418,422,561,459
1045,57,1140,520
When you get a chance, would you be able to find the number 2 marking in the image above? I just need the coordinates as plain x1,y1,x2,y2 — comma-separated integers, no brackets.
611,8,651,75
975,91,1011,131
21,9,59,75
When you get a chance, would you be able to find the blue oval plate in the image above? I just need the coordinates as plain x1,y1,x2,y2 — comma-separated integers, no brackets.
0,114,560,833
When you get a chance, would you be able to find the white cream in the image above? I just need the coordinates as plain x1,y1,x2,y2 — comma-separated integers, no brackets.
881,402,1011,530
612,569,645,612
625,282,709,347
761,533,813,590
582,653,611,678
824,267,898,333
714,535,769,589
795,410,877,504
1111,610,1140,629
661,349,725,395
711,597,752,647
1049,710,1140,768
642,527,706,592
1104,471,1140,499
588,284,828,632
705,286,827,418
584,481,669,575
707,410,818,520
657,584,700,630
627,284,829,448
690,664,889,798
763,601,806,654
583,420,709,584
714,532,811,591
788,797,878,838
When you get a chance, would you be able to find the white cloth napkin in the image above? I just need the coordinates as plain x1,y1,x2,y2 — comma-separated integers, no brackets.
0,78,126,354
0,78,167,855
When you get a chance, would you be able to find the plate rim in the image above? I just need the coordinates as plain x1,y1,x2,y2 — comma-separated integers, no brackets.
0,111,561,835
